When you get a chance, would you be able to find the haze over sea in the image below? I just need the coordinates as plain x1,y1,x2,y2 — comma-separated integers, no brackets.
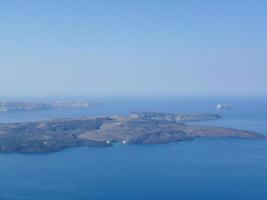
1,0,267,199
0,97,266,200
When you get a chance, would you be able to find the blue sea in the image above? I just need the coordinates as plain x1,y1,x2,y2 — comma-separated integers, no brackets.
0,97,267,200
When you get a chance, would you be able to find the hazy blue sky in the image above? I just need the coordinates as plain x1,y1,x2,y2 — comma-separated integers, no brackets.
0,0,267,97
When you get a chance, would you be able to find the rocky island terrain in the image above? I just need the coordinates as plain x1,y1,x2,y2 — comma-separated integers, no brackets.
0,112,265,153
0,100,97,112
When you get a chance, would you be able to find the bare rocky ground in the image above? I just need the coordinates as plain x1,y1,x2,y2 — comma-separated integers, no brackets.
0,112,265,153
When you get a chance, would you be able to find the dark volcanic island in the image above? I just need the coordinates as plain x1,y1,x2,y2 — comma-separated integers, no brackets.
0,112,265,153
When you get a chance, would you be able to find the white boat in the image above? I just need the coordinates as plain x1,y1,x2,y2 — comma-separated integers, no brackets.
216,104,232,110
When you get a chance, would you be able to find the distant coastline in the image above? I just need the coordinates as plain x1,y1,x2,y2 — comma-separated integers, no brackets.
0,100,97,112
0,112,264,154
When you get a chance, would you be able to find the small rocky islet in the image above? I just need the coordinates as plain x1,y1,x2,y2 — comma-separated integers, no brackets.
0,112,265,153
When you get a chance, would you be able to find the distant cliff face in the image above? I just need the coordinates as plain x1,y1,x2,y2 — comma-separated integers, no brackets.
0,100,97,112
0,102,53,112
52,100,97,109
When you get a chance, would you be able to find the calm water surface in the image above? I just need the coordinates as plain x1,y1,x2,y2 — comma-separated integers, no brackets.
0,97,267,200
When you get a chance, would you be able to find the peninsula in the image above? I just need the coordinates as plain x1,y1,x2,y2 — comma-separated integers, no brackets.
0,112,265,153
